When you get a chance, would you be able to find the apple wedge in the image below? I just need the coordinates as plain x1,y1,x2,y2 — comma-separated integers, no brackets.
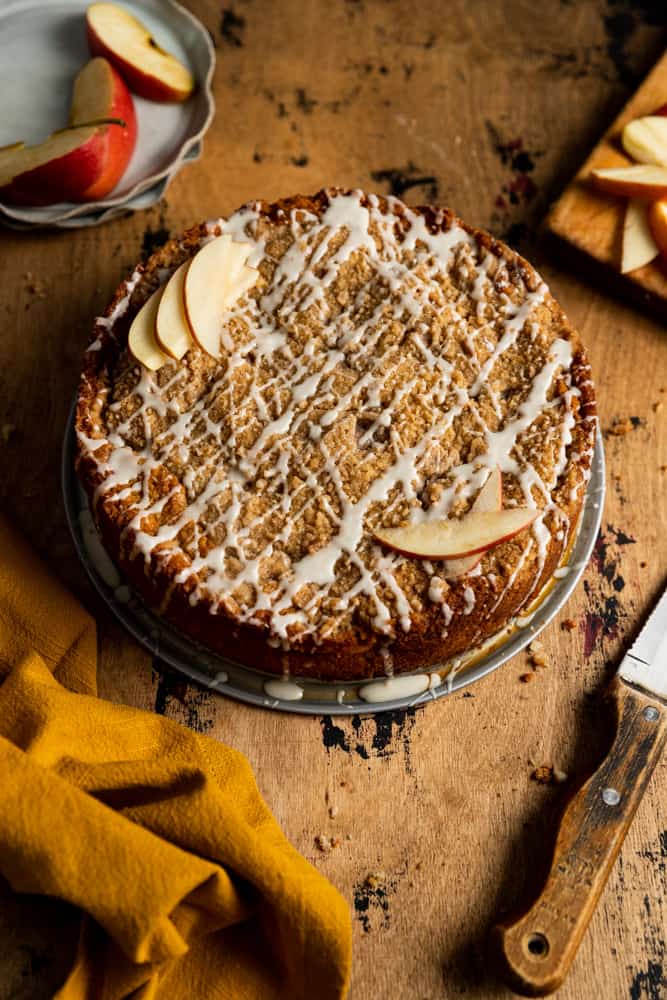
184,237,258,358
648,199,667,261
441,466,503,578
374,507,537,560
156,262,193,360
621,200,659,273
621,116,667,167
590,165,667,200
128,286,169,371
69,57,137,200
0,121,123,206
87,2,194,103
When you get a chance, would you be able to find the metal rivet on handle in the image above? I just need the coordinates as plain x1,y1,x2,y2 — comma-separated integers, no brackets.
602,787,620,806
644,706,659,722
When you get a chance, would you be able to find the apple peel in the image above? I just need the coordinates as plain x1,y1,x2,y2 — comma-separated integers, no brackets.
374,507,537,560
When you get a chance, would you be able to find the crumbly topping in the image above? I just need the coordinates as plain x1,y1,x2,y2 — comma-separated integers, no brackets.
79,190,595,647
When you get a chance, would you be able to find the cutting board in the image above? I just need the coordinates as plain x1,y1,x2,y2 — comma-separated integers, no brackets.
548,49,667,316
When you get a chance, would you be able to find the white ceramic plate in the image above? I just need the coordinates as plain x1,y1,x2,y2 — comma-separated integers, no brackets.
0,0,215,227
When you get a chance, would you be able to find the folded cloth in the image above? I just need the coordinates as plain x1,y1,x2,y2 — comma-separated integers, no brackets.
0,514,352,999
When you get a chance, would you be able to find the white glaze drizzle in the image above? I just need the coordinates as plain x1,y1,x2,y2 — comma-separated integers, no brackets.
79,191,595,652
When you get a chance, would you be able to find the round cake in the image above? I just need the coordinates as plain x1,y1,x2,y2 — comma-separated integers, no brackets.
75,188,597,681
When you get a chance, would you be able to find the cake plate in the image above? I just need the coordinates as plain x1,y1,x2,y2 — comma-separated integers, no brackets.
62,411,605,716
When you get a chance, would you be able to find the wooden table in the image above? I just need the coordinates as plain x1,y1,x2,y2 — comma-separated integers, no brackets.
1,2,666,997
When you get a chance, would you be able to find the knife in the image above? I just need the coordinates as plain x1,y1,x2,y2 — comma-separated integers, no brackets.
494,583,667,996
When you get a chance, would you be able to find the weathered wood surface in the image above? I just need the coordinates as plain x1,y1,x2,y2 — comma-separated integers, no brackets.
1,2,666,998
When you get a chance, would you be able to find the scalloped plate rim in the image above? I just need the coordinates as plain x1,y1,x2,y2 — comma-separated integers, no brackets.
0,0,215,224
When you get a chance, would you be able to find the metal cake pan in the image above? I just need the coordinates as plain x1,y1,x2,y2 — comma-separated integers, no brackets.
62,406,605,716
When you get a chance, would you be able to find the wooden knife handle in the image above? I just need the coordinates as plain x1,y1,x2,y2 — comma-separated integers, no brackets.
494,676,667,997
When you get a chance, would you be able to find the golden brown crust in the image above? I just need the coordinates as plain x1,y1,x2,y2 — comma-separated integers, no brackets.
75,188,596,681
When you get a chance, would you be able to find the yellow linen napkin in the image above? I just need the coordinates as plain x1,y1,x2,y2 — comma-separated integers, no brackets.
0,514,351,999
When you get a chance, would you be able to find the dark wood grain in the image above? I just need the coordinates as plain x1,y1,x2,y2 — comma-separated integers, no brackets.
1,1,666,998
495,677,667,996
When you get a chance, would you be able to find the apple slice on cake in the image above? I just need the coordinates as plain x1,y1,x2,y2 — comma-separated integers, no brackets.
183,236,258,358
156,262,193,360
374,468,537,561
128,286,169,371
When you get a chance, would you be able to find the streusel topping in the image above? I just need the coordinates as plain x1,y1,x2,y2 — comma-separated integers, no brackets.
79,190,594,645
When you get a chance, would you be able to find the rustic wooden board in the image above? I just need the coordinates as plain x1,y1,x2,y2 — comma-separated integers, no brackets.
548,49,667,312
1,2,667,999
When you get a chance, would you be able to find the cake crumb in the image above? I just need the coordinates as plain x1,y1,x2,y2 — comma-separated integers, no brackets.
605,418,633,437
653,401,664,414
519,672,535,683
528,641,550,669
640,561,647,568
315,833,340,852
365,871,386,889
531,764,567,785
328,804,339,819
2,423,16,443
561,618,576,632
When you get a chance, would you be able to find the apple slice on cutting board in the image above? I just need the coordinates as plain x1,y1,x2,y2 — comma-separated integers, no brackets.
621,116,667,167
128,286,169,371
184,236,258,358
590,164,667,200
648,199,667,259
441,466,502,578
621,200,659,273
374,506,537,560
87,2,194,102
156,262,194,360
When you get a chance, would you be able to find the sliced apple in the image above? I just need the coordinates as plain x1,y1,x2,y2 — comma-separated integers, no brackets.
441,466,503,578
590,165,667,200
621,116,667,167
0,57,135,206
128,286,169,371
183,237,258,358
69,56,137,200
621,200,659,273
648,199,667,261
0,123,108,206
156,262,193,360
87,2,194,103
374,507,537,560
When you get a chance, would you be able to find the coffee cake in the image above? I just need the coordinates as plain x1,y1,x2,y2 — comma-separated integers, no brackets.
75,189,597,680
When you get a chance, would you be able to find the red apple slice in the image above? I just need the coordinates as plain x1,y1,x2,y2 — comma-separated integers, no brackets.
621,116,667,167
374,507,537,560
128,286,169,371
184,236,258,358
0,123,113,206
590,165,667,200
441,466,502,578
621,200,659,273
87,2,194,103
648,199,667,260
69,56,137,200
156,262,193,360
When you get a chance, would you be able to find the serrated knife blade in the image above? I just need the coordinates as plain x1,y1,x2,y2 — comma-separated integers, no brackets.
618,583,667,699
